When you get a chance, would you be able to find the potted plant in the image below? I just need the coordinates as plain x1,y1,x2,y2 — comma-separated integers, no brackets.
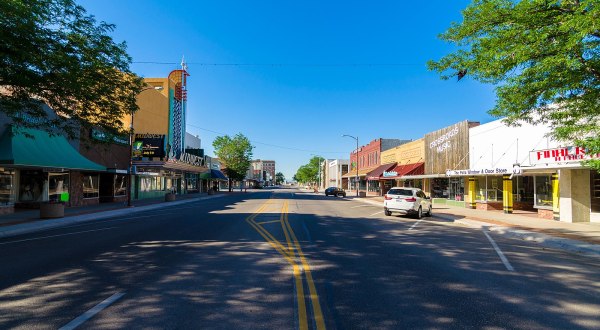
40,200,65,219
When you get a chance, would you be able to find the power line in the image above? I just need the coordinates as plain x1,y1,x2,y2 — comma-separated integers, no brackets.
133,61,422,68
186,123,346,155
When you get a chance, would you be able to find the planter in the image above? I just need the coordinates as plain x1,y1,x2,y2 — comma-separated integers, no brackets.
40,203,65,219
165,193,176,202
359,191,367,198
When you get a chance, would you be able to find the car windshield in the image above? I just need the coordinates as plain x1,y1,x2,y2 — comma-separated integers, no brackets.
387,189,413,196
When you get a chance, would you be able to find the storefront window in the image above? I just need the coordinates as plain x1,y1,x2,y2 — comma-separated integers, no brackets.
534,175,552,208
140,176,164,192
114,175,126,196
83,174,99,198
448,178,464,201
0,169,16,205
590,171,600,213
367,180,379,193
475,176,504,202
19,170,47,202
512,176,534,203
431,178,449,198
49,173,69,202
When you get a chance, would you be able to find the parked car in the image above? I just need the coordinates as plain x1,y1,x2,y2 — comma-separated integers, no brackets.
383,187,432,218
325,187,346,197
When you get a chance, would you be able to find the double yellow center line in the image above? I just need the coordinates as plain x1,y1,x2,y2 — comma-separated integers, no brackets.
246,198,325,330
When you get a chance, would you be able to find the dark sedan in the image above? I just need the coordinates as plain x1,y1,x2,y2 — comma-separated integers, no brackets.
325,187,346,197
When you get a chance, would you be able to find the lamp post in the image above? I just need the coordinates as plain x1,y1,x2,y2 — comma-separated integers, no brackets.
127,85,163,207
342,134,359,197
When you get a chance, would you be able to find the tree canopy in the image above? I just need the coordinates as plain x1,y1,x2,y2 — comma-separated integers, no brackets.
294,156,322,184
0,0,144,138
212,133,254,191
275,172,285,185
428,0,600,170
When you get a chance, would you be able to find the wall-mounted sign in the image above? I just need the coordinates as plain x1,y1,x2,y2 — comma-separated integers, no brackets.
530,146,600,165
383,171,398,177
91,129,128,145
424,121,472,175
134,134,166,158
446,167,512,176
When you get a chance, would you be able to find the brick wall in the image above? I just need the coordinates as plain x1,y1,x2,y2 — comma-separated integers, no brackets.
537,209,554,220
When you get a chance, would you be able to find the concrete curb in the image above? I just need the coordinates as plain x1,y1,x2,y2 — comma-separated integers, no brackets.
454,218,600,259
350,196,600,259
0,194,225,239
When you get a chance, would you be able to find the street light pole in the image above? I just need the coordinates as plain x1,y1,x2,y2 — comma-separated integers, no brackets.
127,85,163,207
342,134,359,197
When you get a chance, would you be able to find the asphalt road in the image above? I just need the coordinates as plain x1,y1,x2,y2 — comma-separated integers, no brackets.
0,188,599,329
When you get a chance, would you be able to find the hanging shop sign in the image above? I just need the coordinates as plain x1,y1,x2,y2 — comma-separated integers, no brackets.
91,129,128,145
134,134,166,158
530,146,600,165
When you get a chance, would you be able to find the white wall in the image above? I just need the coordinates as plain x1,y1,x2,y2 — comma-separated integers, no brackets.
469,119,559,170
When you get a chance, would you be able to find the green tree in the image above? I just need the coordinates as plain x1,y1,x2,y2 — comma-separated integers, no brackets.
0,0,144,138
275,172,285,185
294,156,321,185
212,133,254,192
428,0,600,170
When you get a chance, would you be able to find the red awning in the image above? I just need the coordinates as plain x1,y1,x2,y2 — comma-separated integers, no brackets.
381,162,424,179
366,163,397,181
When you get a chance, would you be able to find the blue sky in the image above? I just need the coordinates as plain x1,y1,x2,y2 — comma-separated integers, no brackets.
77,0,497,180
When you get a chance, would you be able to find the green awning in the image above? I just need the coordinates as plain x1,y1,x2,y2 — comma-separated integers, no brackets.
0,126,106,171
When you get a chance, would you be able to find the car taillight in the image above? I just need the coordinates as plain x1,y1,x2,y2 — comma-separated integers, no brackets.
384,195,392,200
405,197,417,202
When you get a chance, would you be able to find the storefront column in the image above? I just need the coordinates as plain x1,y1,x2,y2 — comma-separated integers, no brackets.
502,174,513,214
559,169,590,223
467,176,476,209
552,173,560,221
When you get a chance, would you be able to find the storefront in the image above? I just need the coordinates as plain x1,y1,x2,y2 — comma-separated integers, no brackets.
424,121,477,205
0,126,106,212
366,163,396,195
133,156,208,200
341,167,370,193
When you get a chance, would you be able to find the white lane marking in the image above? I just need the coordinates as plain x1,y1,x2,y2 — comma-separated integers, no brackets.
370,211,384,216
59,292,125,330
483,230,515,272
0,227,117,245
408,219,423,231
350,205,373,208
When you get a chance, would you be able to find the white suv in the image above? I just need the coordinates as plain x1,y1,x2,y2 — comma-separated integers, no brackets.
383,187,432,218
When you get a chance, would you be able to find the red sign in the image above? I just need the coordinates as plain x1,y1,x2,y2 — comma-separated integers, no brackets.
530,146,600,165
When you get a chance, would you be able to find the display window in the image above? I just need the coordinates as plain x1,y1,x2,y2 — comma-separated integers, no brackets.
140,176,164,192
0,169,16,205
534,175,552,208
49,173,69,202
512,176,534,203
19,170,47,202
83,174,99,198
475,176,504,202
114,175,126,196
431,178,449,198
368,180,379,193
448,178,464,201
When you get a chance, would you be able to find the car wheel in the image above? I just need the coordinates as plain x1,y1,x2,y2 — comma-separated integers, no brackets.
384,208,392,216
416,206,423,219
426,205,432,217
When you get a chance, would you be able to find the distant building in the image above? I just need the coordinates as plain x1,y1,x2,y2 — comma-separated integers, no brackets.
249,159,276,185
324,159,349,189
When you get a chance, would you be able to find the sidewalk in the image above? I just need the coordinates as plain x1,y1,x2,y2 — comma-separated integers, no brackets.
0,192,234,239
354,195,600,258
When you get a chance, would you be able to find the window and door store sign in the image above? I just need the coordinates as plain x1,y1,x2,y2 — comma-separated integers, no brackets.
530,146,600,165
133,134,166,158
446,167,513,176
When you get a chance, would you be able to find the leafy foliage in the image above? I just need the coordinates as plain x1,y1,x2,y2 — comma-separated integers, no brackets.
0,0,144,138
428,0,600,170
212,134,254,190
275,172,285,185
294,156,322,184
